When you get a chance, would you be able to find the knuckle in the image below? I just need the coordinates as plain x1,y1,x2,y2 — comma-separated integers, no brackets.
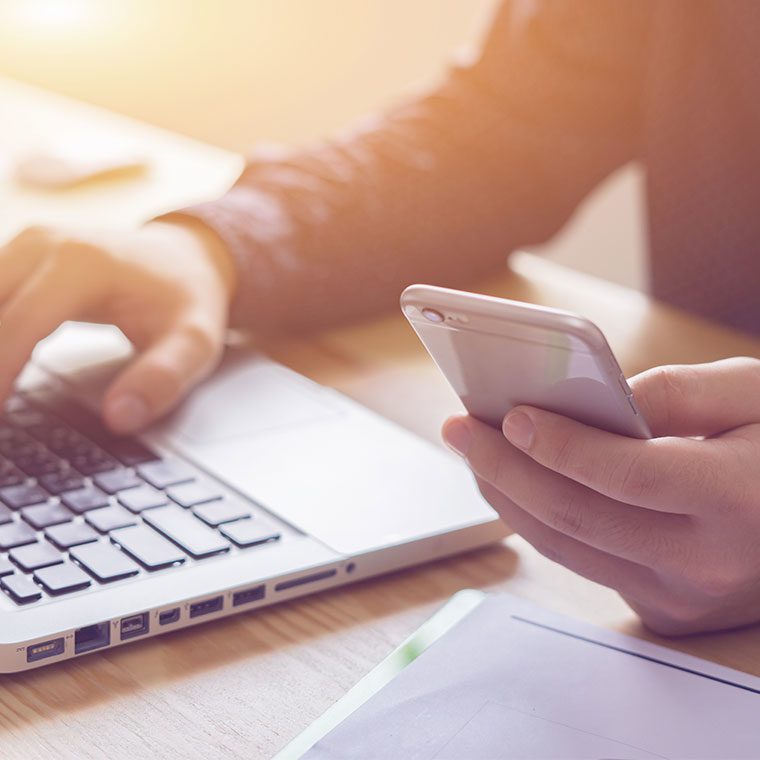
636,364,699,429
605,451,658,502
181,321,220,363
661,365,701,407
640,525,687,572
12,224,53,247
547,492,585,538
639,603,707,637
631,583,715,636
53,237,106,269
698,454,744,516
549,432,581,476
687,559,746,600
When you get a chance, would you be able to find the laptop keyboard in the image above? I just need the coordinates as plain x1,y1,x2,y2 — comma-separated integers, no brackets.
0,390,282,606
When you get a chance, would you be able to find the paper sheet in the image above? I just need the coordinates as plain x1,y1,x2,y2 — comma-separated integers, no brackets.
301,593,760,759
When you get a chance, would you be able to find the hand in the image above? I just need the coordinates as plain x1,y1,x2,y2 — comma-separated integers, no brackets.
443,357,760,635
0,220,236,433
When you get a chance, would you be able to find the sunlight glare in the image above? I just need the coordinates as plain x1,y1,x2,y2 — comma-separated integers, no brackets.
8,0,99,31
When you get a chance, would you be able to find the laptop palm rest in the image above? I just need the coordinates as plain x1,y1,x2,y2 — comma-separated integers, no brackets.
33,324,498,559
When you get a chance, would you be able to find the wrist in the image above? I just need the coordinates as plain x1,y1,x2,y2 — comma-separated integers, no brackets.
145,218,238,305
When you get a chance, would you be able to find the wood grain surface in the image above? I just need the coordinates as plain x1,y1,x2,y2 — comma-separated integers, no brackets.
2,77,760,760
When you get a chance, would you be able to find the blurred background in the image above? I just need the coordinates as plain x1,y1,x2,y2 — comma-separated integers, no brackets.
0,0,645,289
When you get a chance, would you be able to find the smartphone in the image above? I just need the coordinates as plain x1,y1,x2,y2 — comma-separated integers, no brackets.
401,284,651,439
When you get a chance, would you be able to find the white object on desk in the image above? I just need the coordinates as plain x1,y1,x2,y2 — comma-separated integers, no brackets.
14,135,148,188
292,592,760,759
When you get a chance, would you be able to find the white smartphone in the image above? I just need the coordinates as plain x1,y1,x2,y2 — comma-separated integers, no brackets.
401,284,651,439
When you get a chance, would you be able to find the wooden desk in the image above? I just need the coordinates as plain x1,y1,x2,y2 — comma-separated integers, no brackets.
2,76,760,759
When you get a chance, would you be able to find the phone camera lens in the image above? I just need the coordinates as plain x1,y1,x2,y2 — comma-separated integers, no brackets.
422,308,445,323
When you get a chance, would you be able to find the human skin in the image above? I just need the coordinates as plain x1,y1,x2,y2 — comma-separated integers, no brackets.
3,223,759,636
443,357,760,635
0,221,236,434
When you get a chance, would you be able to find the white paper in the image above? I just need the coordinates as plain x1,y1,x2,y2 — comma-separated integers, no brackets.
305,594,760,759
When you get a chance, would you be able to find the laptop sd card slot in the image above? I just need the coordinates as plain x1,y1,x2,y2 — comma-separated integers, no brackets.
274,568,337,592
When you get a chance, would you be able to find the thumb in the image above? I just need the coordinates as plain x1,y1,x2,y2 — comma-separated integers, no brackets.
630,357,760,437
102,322,222,434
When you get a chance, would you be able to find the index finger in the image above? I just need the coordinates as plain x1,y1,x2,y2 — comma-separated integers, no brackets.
502,405,724,514
0,253,99,398
630,358,760,438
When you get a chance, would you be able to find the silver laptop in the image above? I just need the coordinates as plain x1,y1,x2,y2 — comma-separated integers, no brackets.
0,322,504,672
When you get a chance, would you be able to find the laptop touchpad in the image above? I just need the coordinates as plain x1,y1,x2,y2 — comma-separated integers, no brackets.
34,325,340,445
165,355,341,444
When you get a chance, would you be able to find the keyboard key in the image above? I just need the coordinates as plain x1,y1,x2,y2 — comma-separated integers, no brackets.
193,499,254,527
27,390,102,435
0,521,38,550
21,502,73,530
117,485,168,513
10,542,63,572
70,450,118,476
28,396,135,474
168,481,223,508
0,555,14,576
143,505,230,559
220,518,281,548
34,561,92,595
0,504,12,525
6,407,49,427
105,438,158,467
93,468,142,494
70,541,140,582
45,521,99,550
0,483,49,510
110,524,186,570
1,573,42,604
137,460,195,490
45,430,91,457
39,470,86,495
61,486,110,514
25,422,66,445
0,431,35,458
85,505,137,533
15,450,61,477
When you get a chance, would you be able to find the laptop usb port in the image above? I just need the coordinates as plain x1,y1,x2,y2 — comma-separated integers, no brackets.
189,595,223,618
232,584,265,607
159,607,180,626
120,612,149,641
27,637,65,663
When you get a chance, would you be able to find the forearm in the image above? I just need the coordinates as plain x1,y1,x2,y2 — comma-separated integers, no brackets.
166,0,650,334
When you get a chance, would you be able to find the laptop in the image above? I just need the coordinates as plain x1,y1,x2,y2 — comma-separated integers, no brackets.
0,321,504,672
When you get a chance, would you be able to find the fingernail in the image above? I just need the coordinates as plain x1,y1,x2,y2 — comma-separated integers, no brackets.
503,412,535,450
443,418,471,456
106,393,150,434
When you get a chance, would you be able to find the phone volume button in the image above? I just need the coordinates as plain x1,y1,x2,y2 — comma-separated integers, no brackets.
627,395,640,416
618,373,632,396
